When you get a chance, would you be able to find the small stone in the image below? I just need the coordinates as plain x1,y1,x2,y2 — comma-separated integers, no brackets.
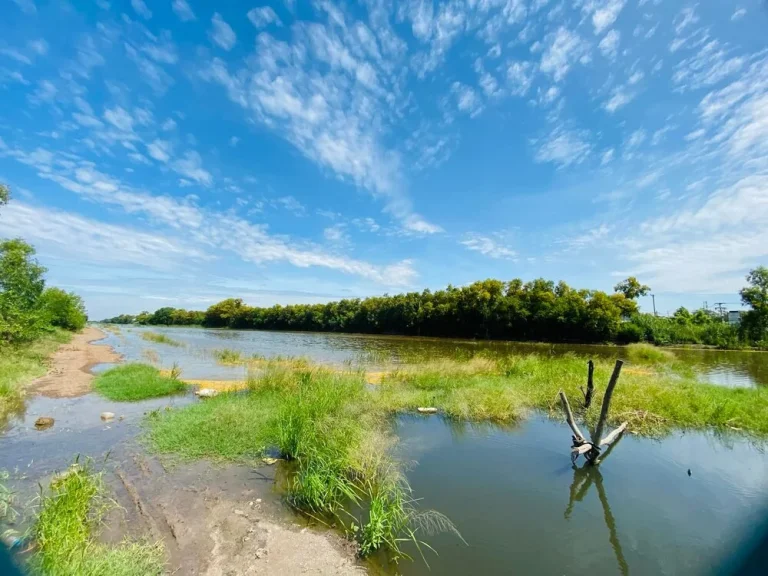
248,501,254,507
195,388,219,398
34,416,55,430
100,412,115,421
417,407,438,414
118,415,125,421
255,548,268,559
261,457,280,465
256,498,262,504
234,509,245,516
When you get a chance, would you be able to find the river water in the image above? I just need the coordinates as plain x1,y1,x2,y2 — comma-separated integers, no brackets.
4,326,768,575
103,325,768,388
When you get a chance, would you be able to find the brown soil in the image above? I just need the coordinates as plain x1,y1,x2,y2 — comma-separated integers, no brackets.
103,453,366,575
30,326,121,398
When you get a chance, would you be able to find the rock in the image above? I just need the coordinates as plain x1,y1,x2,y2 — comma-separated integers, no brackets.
255,548,268,559
261,457,280,465
100,412,115,421
417,407,438,414
195,388,219,398
34,416,55,430
234,509,246,516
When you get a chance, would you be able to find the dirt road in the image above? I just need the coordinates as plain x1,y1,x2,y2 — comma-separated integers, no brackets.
30,325,121,397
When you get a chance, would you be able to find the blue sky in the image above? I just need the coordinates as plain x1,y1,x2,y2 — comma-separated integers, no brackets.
1,0,766,320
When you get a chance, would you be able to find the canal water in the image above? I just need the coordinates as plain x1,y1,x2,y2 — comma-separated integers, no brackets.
104,325,768,388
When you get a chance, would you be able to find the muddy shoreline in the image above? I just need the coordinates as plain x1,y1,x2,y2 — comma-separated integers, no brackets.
2,326,367,575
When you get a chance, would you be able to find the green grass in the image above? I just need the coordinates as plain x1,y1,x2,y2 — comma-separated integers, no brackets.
93,364,186,401
211,348,243,364
146,363,459,560
624,342,676,364
30,461,164,576
140,331,182,347
0,329,71,426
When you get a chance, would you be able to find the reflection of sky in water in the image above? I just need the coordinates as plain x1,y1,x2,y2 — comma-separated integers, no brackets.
101,326,768,387
389,416,768,576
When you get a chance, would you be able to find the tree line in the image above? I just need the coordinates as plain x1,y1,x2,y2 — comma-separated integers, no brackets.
1,184,88,345
103,270,768,348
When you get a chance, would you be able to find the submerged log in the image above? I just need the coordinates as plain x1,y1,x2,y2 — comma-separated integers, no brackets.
600,422,628,447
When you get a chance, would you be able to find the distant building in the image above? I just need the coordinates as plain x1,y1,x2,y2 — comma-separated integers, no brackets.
727,310,742,325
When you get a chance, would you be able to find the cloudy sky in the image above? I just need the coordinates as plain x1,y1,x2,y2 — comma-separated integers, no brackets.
1,0,766,319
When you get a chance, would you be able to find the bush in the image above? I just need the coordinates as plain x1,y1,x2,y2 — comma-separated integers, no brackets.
615,323,643,344
40,287,88,331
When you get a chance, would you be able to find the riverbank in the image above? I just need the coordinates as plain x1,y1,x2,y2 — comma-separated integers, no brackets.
0,328,369,575
29,326,122,398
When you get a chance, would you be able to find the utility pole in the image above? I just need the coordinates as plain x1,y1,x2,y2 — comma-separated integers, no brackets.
651,294,657,316
714,302,727,319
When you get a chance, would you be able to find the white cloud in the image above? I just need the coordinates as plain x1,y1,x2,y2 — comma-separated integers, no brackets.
540,27,588,82
461,234,517,260
534,124,592,167
172,0,196,22
28,39,48,56
603,87,634,113
103,106,134,133
161,118,177,131
451,82,483,117
248,7,283,29
146,139,172,163
731,8,746,21
172,151,213,186
11,0,36,14
598,30,620,59
674,5,699,34
601,148,614,165
590,0,626,35
323,224,348,243
672,39,745,91
625,128,646,150
0,202,205,268
131,0,152,20
506,60,534,96
210,13,237,51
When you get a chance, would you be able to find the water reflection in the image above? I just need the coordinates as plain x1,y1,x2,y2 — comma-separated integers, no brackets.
566,437,628,575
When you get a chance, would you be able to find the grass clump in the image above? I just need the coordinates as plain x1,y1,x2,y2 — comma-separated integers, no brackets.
93,364,186,401
140,331,182,347
147,365,461,561
0,329,71,426
211,348,243,365
30,461,164,576
625,342,675,364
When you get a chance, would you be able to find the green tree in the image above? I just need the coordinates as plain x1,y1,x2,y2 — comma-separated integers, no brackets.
613,277,651,300
672,307,692,325
204,298,245,327
740,266,768,342
0,183,9,207
40,287,88,331
0,239,47,343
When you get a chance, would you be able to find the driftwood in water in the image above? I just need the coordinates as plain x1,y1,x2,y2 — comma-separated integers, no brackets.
558,390,586,443
581,360,595,408
559,359,628,465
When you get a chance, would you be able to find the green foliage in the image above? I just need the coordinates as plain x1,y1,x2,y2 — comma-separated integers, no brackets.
100,314,136,324
613,276,651,300
627,312,741,348
31,461,164,576
615,323,643,344
40,287,88,331
740,266,768,342
93,364,186,401
0,239,47,343
140,331,183,347
0,183,9,206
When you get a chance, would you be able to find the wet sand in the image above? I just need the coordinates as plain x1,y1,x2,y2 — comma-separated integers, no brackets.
30,326,121,397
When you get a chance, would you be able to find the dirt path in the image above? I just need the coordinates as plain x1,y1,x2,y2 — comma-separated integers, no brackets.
103,453,365,575
30,326,121,397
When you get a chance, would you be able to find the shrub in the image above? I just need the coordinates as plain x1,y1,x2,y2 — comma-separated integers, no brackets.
615,323,643,344
40,287,88,331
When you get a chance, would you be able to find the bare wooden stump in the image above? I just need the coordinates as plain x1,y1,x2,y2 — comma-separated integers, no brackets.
581,359,595,408
559,359,628,465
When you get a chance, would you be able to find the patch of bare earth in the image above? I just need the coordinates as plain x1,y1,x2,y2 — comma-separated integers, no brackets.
30,326,121,398
103,454,365,575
